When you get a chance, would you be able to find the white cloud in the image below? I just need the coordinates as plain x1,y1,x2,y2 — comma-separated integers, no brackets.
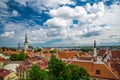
12,10,18,16
49,6,87,19
39,0,75,8
25,0,75,12
0,31,14,37
15,0,28,6
0,0,8,9
45,18,72,28
44,2,120,46
80,0,86,2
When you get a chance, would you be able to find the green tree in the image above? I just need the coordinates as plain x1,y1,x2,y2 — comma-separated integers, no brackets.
66,64,90,80
48,57,66,80
10,52,29,61
10,54,19,61
18,52,26,60
48,57,90,80
33,48,42,52
50,49,57,54
18,52,29,60
28,65,48,80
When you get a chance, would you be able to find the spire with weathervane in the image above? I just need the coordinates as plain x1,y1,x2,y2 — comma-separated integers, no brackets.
24,33,28,51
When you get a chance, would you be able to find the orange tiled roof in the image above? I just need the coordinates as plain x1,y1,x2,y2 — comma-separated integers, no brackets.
111,50,120,58
3,51,19,55
71,60,119,80
58,51,79,59
44,53,52,58
78,57,93,61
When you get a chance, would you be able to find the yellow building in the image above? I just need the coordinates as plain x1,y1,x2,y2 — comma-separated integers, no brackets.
0,62,3,69
0,69,18,80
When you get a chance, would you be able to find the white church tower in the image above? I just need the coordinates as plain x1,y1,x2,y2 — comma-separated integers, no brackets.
24,33,28,51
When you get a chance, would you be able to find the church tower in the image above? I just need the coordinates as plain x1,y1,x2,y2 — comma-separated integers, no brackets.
24,33,28,51
93,40,97,57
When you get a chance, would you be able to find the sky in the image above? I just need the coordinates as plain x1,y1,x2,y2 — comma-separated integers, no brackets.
0,0,120,47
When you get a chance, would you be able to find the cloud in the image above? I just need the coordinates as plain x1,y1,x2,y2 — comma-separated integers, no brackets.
45,18,72,28
0,0,120,47
49,6,87,19
0,0,8,9
0,31,14,37
12,10,18,16
80,0,86,2
15,0,28,6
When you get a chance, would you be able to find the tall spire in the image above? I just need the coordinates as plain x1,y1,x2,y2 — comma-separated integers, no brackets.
93,40,97,57
24,33,28,51
94,40,96,48
25,33,28,43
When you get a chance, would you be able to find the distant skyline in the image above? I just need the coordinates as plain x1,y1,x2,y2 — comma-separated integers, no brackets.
0,0,120,47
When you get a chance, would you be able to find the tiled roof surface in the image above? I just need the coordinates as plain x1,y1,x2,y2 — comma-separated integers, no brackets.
71,60,119,80
58,51,79,59
97,49,106,57
0,69,10,78
111,50,120,58
17,57,48,70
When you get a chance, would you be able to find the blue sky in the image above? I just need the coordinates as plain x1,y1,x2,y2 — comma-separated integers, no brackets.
0,0,120,47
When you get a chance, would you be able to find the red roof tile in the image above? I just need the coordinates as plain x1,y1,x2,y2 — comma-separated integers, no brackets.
0,69,10,78
111,50,120,58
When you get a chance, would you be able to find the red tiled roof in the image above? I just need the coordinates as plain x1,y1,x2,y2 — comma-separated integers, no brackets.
58,51,79,59
0,69,10,78
17,57,48,70
97,49,106,57
78,57,93,61
16,64,29,70
71,60,120,80
111,50,120,58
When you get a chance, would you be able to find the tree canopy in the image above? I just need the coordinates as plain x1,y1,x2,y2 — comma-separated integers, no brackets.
48,57,90,80
28,65,48,80
28,57,90,80
10,52,29,61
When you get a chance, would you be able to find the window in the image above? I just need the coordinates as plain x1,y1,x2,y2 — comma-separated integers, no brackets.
96,70,100,74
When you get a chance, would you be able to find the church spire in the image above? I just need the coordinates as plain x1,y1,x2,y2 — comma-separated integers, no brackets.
93,40,97,57
94,40,96,48
24,33,28,43
24,33,28,51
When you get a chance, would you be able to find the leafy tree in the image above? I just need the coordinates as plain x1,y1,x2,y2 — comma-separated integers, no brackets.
10,52,29,61
33,48,42,52
27,57,90,80
48,57,90,80
18,52,26,60
50,49,57,54
10,54,19,61
43,51,48,54
66,64,90,80
48,57,66,80
28,65,48,80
